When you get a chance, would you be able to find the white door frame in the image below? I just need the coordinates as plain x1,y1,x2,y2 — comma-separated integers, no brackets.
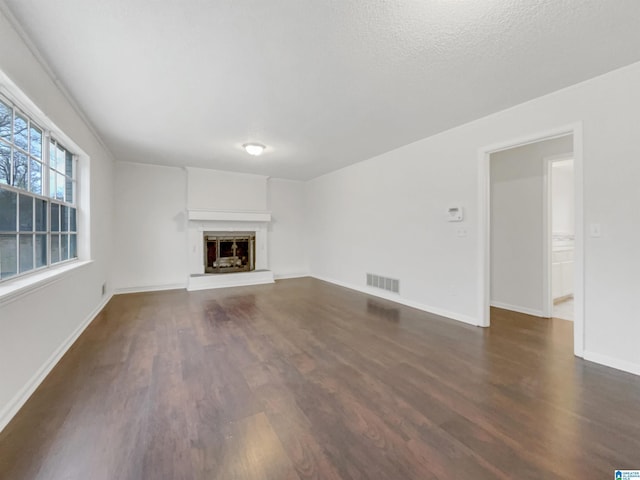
477,122,584,358
543,154,575,318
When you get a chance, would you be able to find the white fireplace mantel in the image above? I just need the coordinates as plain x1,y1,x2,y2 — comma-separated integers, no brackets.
186,210,274,291
187,209,271,223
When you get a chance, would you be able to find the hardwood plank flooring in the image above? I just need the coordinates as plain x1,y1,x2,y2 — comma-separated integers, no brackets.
1,277,639,479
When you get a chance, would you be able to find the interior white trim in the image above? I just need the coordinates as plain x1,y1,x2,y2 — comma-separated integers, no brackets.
0,291,113,433
0,70,89,162
114,283,187,295
583,351,640,377
477,122,585,357
572,127,585,359
490,301,545,318
0,21,112,158
0,260,93,307
187,209,271,222
312,275,481,327
113,275,308,293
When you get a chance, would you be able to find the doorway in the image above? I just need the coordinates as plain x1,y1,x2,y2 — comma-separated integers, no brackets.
478,123,584,357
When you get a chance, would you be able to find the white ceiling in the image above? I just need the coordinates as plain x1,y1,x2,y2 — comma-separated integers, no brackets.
2,1,640,180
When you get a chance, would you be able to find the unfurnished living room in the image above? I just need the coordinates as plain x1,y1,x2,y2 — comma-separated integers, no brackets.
1,1,640,479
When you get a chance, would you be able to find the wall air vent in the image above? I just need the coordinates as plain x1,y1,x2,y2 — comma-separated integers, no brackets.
366,273,400,294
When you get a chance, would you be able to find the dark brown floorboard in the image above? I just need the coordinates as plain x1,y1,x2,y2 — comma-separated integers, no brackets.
1,278,639,479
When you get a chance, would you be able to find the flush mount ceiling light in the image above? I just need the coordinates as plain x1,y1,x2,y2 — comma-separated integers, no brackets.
243,143,266,156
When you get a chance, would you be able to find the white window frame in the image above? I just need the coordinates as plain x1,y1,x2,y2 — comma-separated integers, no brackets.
0,70,90,296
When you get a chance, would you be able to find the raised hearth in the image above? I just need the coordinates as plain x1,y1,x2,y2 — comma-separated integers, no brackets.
186,210,274,291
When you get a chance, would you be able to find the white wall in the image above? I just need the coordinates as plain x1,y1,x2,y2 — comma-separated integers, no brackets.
490,136,572,315
113,162,187,291
187,167,267,211
268,178,308,278
112,163,308,290
552,160,575,235
307,61,640,374
306,142,481,325
0,9,114,429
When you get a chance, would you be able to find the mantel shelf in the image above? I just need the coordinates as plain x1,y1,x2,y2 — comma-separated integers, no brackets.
187,209,272,222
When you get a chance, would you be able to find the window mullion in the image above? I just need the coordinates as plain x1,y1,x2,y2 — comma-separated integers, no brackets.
44,132,50,198
47,200,51,268
46,135,50,265
15,189,20,273
26,118,31,193
15,188,19,232
9,107,14,187
32,193,36,269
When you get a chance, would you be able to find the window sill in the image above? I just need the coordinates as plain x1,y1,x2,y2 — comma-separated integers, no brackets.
0,260,93,307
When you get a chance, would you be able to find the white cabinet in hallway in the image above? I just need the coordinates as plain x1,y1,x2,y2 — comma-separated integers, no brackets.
552,247,574,300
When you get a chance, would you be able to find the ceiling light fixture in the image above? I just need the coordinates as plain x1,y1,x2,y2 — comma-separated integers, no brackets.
243,143,266,156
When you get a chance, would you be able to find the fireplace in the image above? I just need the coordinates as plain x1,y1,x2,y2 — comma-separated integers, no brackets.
203,231,255,274
187,211,273,290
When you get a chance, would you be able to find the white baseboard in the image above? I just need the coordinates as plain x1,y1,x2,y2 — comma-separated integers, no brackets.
114,283,187,295
312,275,481,327
274,272,309,280
114,274,309,294
0,293,113,433
490,301,546,318
114,275,310,293
312,277,640,377
583,351,640,377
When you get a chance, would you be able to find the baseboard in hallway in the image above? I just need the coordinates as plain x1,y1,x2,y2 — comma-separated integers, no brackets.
490,301,546,318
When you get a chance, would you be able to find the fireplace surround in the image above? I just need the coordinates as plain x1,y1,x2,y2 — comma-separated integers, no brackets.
186,209,274,291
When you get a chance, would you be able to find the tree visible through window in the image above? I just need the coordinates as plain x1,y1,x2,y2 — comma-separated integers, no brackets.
0,96,78,281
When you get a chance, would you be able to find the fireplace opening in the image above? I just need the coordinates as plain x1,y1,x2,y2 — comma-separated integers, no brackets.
204,232,255,274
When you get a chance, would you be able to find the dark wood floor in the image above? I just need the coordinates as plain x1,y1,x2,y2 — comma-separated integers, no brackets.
1,278,639,479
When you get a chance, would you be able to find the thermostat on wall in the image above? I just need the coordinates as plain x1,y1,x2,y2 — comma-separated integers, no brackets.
447,205,463,222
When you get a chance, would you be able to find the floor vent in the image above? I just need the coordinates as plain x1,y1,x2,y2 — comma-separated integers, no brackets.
366,274,399,293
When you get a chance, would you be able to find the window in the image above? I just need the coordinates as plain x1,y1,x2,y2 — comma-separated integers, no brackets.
0,96,78,281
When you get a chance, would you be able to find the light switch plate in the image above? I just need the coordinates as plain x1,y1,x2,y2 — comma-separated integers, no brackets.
447,205,463,222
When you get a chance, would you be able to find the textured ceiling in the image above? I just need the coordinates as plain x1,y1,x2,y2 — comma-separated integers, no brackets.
2,0,640,180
